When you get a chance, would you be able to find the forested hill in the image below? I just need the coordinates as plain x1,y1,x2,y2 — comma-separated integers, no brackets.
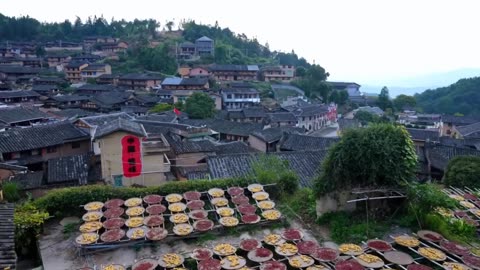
0,13,312,68
415,76,480,117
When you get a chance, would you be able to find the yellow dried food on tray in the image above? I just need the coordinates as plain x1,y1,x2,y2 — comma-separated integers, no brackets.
130,228,145,239
84,202,104,211
357,254,382,263
418,247,446,261
258,200,275,210
435,207,454,217
224,256,240,267
339,243,363,253
220,217,239,227
80,221,103,232
76,232,99,245
394,235,420,247
171,213,189,223
212,198,228,207
264,234,283,245
248,184,263,193
126,206,144,216
166,194,183,203
168,203,186,212
449,194,464,201
279,243,298,254
218,207,234,217
125,198,142,207
460,201,475,209
126,217,144,227
262,210,281,220
209,188,225,197
174,224,193,236
214,243,236,255
307,266,327,270
162,253,182,268
444,262,470,270
83,212,102,222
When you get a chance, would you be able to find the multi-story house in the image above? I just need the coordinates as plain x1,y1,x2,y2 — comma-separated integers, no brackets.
0,121,90,167
0,106,48,128
209,65,259,81
161,77,209,90
195,36,215,56
286,103,337,132
118,73,163,90
0,65,40,82
64,62,88,83
96,74,120,85
80,63,112,80
94,118,171,186
221,88,260,111
178,42,196,59
0,90,40,104
261,65,295,82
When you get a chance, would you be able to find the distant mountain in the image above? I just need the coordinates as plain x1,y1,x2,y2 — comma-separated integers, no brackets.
360,68,480,97
415,76,480,117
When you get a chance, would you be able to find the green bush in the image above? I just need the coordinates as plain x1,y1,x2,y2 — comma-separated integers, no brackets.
280,188,316,222
14,203,50,254
406,183,458,219
2,182,20,202
33,177,288,217
443,156,480,188
252,155,299,195
423,213,476,243
315,124,417,196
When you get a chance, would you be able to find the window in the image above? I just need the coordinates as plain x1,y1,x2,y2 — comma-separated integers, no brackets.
227,94,232,99
46,146,57,153
71,142,81,149
127,145,136,153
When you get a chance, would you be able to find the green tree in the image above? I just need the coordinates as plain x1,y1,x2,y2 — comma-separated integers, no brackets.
354,110,382,125
329,89,349,105
314,124,418,196
295,66,306,77
149,103,173,113
443,156,480,188
377,86,393,111
251,155,299,194
393,94,416,111
165,21,174,32
185,92,215,119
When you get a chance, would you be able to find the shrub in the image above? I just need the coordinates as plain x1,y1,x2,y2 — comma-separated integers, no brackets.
443,156,480,188
252,155,299,195
406,183,458,219
14,203,50,254
280,188,316,222
2,182,20,202
315,124,417,196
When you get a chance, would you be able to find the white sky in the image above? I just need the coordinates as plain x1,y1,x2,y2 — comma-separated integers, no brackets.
3,0,480,85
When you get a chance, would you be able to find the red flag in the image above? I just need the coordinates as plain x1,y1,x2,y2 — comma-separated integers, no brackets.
173,107,181,116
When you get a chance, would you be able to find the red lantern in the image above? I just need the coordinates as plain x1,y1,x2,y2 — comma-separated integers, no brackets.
121,135,142,177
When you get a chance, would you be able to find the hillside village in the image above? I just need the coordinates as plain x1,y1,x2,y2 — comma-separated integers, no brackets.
1,14,480,270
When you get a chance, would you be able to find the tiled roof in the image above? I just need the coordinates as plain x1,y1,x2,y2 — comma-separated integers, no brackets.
442,115,480,125
76,84,120,92
209,64,259,72
427,143,480,170
407,128,440,142
251,127,305,143
0,163,27,171
50,109,94,119
47,153,91,185
0,122,89,153
65,61,88,68
290,104,329,117
196,36,213,42
162,77,207,87
51,94,90,102
181,119,264,137
94,118,146,139
221,88,259,94
165,133,216,154
242,107,267,118
11,171,44,190
0,106,48,124
214,141,252,155
32,84,59,93
0,64,40,74
439,137,480,150
279,134,340,151
456,122,480,138
137,113,177,123
0,90,40,99
119,73,163,81
80,112,134,127
0,203,16,270
207,150,328,187
326,81,361,87
120,106,149,114
89,91,131,107
267,112,297,123
134,94,161,104
338,118,360,131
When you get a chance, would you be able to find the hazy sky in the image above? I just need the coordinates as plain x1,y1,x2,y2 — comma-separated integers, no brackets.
3,0,480,86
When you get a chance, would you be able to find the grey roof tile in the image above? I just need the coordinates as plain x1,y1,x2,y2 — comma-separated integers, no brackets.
47,153,91,185
94,118,146,139
407,128,440,142
279,134,339,151
0,106,48,124
0,203,16,270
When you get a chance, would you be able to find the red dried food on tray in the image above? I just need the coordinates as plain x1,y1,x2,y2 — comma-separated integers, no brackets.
242,214,260,224
146,227,167,241
440,240,470,256
367,240,392,252
198,258,221,270
238,204,257,215
186,200,205,210
144,215,164,227
261,261,287,270
455,211,468,218
183,191,202,201
192,248,213,261
312,248,339,262
190,210,208,220
335,260,364,270
132,259,158,270
100,229,125,242
145,204,166,215
104,198,124,208
297,240,319,255
464,193,479,201
228,187,244,197
104,207,124,219
194,220,214,232
407,265,433,270
463,254,480,269
232,195,250,205
240,239,261,251
103,218,125,230
282,228,303,240
143,194,162,204
255,248,273,257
